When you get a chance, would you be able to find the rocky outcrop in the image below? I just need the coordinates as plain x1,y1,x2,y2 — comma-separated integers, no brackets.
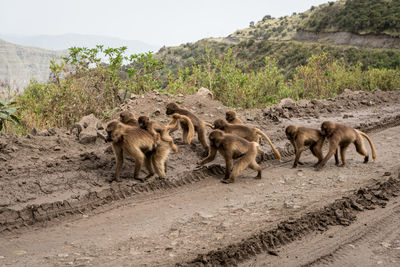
0,39,66,89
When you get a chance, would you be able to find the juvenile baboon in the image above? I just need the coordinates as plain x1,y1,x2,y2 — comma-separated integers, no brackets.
200,130,261,183
105,120,168,182
315,121,377,170
138,115,179,152
119,111,139,127
213,119,281,161
165,102,213,155
226,110,264,145
225,111,244,125
285,125,326,168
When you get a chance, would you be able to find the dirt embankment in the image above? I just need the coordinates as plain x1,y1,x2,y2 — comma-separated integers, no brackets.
293,30,400,49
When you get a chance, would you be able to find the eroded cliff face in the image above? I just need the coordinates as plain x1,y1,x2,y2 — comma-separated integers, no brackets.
0,39,66,89
294,30,400,49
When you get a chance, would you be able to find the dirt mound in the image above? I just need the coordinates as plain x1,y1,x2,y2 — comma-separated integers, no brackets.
183,172,400,266
262,89,400,122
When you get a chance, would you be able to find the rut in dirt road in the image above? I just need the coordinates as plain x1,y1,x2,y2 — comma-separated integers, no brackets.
183,171,400,267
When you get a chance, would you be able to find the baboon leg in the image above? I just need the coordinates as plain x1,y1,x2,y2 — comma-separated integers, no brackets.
334,149,339,166
223,153,233,180
113,144,124,182
168,123,179,134
180,122,189,144
257,147,265,161
316,140,339,169
144,157,155,179
227,153,252,183
311,138,324,166
354,137,369,163
152,145,169,179
339,145,349,167
125,146,145,179
293,144,305,168
200,146,217,165
197,128,210,156
249,160,262,179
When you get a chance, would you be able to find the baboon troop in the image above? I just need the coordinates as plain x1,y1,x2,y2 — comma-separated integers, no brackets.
106,104,376,184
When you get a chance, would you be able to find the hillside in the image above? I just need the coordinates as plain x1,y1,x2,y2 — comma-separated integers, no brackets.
156,0,400,79
0,39,65,89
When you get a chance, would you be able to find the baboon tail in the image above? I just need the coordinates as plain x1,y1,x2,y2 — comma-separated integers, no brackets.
255,129,282,161
167,113,195,144
357,130,377,162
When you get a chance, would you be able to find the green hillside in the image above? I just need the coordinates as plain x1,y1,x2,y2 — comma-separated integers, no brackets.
299,0,400,36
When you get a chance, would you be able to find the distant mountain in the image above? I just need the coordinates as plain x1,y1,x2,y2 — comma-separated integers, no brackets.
0,33,161,56
0,39,66,89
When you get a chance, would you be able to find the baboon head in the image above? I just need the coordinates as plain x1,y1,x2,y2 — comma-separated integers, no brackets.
119,111,136,124
225,111,236,122
138,116,150,129
166,102,179,115
213,119,227,130
106,120,123,143
320,121,335,137
208,130,224,147
285,125,298,140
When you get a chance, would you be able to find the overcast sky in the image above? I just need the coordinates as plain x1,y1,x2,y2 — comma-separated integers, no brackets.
1,0,329,46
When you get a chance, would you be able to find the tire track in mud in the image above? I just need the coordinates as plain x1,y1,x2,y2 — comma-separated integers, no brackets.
1,113,400,234
180,170,400,267
303,200,400,267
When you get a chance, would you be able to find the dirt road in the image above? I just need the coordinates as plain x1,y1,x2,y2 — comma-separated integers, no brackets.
0,89,400,266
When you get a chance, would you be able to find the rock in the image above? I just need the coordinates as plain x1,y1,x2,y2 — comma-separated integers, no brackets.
71,114,103,144
153,109,161,116
296,99,311,108
79,128,98,144
278,98,296,109
196,87,213,99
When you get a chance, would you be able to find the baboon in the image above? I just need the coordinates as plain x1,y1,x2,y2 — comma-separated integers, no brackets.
213,119,281,161
225,111,243,125
226,110,264,145
105,120,168,182
138,115,188,153
119,110,139,127
285,125,326,168
165,102,213,155
315,121,377,170
200,130,261,183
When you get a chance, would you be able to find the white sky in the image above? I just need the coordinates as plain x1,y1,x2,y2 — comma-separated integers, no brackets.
1,0,329,46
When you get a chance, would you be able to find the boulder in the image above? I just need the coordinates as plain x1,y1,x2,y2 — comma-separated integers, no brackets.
196,87,213,99
278,98,296,109
70,114,104,144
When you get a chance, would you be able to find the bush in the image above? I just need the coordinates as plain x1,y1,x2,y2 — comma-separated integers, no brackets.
16,46,164,130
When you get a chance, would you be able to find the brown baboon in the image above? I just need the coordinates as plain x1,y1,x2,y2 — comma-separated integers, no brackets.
213,119,281,161
105,120,168,182
315,121,377,170
119,111,139,127
226,110,264,145
285,125,326,168
165,102,213,155
200,130,261,183
138,115,180,153
226,111,244,125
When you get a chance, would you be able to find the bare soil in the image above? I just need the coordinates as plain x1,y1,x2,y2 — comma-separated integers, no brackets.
0,89,399,266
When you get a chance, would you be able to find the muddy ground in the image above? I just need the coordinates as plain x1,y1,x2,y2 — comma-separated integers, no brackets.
0,88,400,266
